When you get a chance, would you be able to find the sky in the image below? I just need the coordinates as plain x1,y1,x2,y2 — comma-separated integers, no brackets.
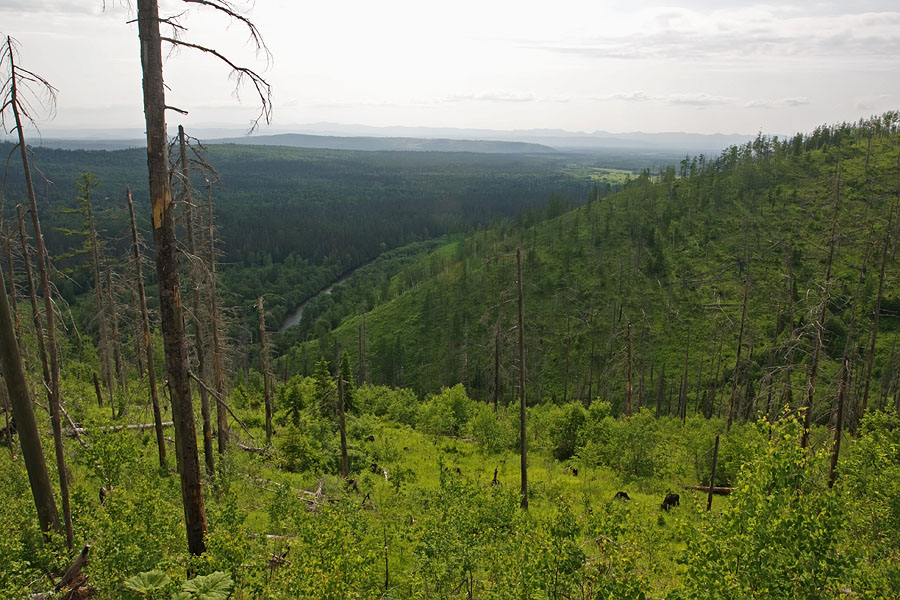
1,0,899,137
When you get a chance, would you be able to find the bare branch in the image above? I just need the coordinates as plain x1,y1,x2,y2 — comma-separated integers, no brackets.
181,0,272,67
161,36,272,132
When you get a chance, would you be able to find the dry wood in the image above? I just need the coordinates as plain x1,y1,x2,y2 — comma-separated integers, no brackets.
178,125,215,476
127,189,166,468
517,247,527,510
189,370,255,439
682,485,732,495
5,37,73,548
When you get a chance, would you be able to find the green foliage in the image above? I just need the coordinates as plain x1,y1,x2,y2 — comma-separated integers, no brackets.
76,429,140,489
681,418,852,599
181,571,234,600
123,570,170,598
417,384,473,436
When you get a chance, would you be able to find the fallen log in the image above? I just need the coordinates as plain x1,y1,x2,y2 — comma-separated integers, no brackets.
62,422,174,437
237,442,271,456
189,370,255,440
681,485,734,495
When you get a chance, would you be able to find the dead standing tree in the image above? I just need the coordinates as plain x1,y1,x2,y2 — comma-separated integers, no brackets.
127,189,167,469
174,125,215,474
2,35,74,549
133,0,271,555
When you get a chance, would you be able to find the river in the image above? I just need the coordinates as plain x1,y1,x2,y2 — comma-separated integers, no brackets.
278,262,370,332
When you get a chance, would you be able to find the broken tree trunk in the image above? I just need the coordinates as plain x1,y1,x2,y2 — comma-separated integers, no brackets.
8,39,74,547
517,247,528,510
0,255,61,535
178,125,215,476
137,0,207,555
127,189,166,469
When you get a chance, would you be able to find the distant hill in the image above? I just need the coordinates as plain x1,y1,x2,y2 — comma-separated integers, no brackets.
209,133,557,154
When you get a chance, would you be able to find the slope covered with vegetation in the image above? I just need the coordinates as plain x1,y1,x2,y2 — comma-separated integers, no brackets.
290,115,900,432
3,115,900,599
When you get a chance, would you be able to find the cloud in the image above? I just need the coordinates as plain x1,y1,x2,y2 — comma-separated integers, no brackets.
855,94,892,111
744,97,810,109
604,91,734,106
531,7,900,65
0,1,98,15
444,92,536,103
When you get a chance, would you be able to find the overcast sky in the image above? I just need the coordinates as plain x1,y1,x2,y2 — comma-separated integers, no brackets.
2,0,899,137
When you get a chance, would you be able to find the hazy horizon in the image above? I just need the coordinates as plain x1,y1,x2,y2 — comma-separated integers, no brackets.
2,1,897,138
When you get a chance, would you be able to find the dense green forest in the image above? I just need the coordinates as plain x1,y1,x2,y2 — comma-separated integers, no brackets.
3,114,900,599
0,141,617,329
287,115,900,427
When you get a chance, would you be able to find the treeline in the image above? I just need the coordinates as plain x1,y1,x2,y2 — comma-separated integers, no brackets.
0,142,608,327
288,113,900,435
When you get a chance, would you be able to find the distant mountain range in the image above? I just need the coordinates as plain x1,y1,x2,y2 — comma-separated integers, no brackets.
23,123,755,155
211,134,556,154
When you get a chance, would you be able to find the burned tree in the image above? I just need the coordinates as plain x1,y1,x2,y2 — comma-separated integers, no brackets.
133,0,270,554
2,35,73,549
127,189,166,469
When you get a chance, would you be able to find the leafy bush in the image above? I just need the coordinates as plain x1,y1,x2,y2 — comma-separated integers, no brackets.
680,418,852,599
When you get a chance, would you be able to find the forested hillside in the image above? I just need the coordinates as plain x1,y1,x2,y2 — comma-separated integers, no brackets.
3,115,900,600
0,141,615,328
288,114,900,429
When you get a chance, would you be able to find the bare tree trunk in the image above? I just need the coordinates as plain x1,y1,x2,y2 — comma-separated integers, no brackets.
206,187,229,455
127,189,166,469
358,311,367,386
563,316,571,404
727,275,750,432
86,187,114,417
178,126,215,476
0,264,60,535
338,359,348,479
829,357,849,488
106,268,127,417
706,434,720,512
131,286,146,378
783,250,796,410
258,295,273,445
802,143,841,450
137,1,207,555
8,42,73,548
624,322,633,416
517,247,527,510
861,191,897,420
680,323,691,423
493,320,501,411
4,236,19,340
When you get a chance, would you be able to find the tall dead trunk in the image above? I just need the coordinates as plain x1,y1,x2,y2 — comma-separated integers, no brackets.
861,189,897,419
337,358,348,479
727,275,750,432
127,189,166,469
258,295,273,445
131,286,146,378
492,319,501,411
783,249,796,410
802,143,841,450
178,126,215,475
0,263,61,535
563,316,571,404
358,311,368,386
106,268,127,417
4,235,20,340
136,2,207,555
516,247,527,510
7,38,73,549
624,322,633,416
84,181,114,416
206,186,229,454
680,323,691,423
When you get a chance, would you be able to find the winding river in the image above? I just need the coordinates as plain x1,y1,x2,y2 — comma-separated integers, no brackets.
278,262,372,332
